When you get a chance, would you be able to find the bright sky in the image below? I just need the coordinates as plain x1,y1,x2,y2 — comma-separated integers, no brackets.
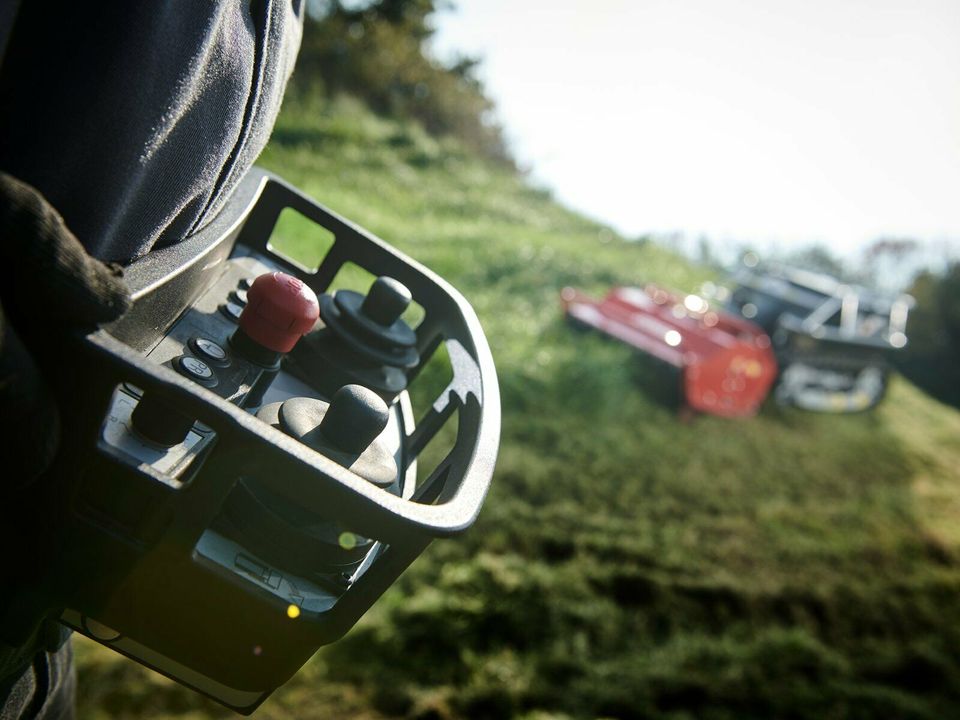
432,0,960,257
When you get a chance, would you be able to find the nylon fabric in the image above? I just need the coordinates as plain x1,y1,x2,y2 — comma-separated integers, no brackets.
0,1,304,264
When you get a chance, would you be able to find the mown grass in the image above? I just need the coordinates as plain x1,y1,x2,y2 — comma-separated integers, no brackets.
75,94,960,719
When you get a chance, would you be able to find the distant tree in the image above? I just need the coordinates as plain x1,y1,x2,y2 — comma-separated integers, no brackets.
938,264,960,346
896,262,960,408
783,243,849,279
294,0,513,165
861,237,920,292
864,237,919,262
697,235,719,269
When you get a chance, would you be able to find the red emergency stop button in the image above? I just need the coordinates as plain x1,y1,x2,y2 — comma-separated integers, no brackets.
239,272,319,353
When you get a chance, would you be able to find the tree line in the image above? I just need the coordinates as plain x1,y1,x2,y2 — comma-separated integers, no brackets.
295,0,513,166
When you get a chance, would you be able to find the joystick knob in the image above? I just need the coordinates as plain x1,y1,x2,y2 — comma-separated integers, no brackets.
288,276,419,402
318,385,390,453
238,272,319,354
258,385,396,487
361,277,412,326
222,385,398,579
279,385,389,457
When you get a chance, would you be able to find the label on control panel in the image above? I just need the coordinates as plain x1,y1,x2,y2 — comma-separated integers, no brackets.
193,337,227,361
195,530,340,614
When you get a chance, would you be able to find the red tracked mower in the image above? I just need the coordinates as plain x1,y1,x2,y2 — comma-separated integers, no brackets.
561,264,911,417
561,285,777,417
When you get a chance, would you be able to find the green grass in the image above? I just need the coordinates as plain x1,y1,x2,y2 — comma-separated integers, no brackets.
75,94,960,719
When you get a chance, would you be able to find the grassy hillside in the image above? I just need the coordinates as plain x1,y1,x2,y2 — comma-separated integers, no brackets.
75,95,960,720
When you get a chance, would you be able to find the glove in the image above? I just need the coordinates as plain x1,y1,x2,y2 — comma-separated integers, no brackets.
0,172,131,489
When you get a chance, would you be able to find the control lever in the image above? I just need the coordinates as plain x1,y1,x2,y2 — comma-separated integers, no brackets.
290,276,420,402
219,385,398,578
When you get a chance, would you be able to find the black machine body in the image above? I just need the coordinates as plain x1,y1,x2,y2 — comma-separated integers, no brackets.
727,263,912,411
0,168,500,712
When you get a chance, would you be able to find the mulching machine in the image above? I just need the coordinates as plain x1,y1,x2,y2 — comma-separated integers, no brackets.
561,263,911,417
726,262,912,412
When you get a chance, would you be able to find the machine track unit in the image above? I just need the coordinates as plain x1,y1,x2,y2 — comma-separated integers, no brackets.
726,262,912,412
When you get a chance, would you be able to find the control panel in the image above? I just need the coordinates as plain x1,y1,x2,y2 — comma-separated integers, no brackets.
0,169,500,713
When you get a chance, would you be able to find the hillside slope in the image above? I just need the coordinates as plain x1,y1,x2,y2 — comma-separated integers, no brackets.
76,96,960,720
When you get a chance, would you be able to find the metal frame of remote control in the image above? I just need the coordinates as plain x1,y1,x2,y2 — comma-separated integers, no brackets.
0,168,500,713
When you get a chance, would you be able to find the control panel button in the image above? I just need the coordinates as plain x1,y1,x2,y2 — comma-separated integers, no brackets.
175,355,217,385
238,277,254,290
191,337,228,363
220,301,244,321
230,289,248,306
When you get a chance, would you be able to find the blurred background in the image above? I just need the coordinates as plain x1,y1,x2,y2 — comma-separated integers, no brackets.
76,1,960,718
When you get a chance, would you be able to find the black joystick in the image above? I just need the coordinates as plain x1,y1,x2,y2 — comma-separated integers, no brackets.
218,385,399,579
288,277,420,403
287,386,388,454
130,393,196,447
362,276,412,326
270,385,396,487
